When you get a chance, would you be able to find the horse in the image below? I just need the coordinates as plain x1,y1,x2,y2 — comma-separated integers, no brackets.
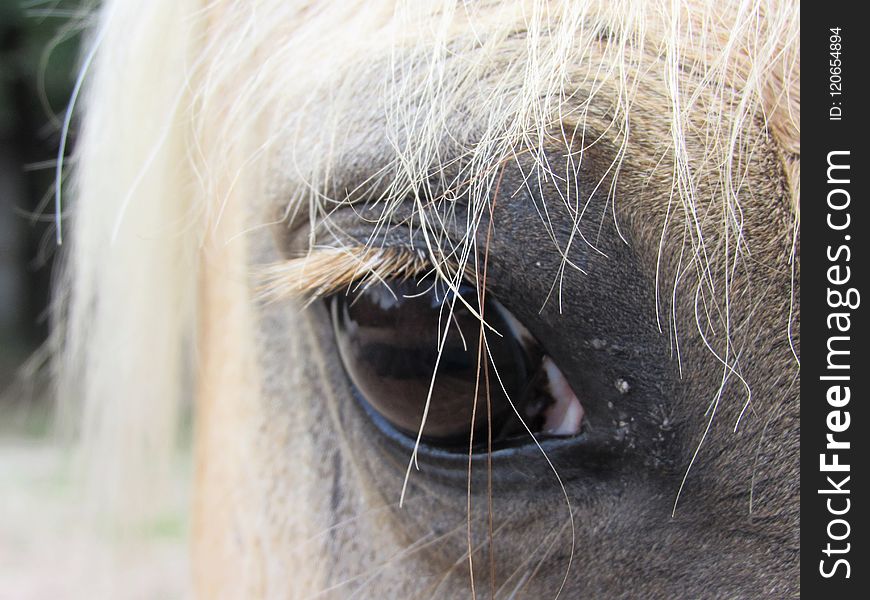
56,0,800,597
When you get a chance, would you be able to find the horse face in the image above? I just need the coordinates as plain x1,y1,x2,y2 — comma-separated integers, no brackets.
81,1,798,596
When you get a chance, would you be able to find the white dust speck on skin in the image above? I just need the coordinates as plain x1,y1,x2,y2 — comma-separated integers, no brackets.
540,356,584,435
615,378,630,394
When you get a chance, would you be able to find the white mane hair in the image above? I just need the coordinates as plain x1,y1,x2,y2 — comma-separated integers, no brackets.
56,0,799,523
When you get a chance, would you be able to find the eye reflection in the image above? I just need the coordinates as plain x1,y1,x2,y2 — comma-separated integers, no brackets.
330,277,584,451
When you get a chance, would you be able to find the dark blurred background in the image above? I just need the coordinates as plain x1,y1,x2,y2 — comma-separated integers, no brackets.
1,0,81,408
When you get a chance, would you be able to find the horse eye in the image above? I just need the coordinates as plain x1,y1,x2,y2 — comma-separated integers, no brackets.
330,278,585,451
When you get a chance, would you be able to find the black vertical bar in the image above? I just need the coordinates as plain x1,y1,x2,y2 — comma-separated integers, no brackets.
802,5,867,597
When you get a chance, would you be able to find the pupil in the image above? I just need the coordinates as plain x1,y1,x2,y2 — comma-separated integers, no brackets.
331,278,535,447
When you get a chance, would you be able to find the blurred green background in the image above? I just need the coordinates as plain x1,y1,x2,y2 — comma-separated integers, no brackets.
1,0,81,409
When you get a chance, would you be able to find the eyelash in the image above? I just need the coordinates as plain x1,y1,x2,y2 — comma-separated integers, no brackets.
256,246,436,305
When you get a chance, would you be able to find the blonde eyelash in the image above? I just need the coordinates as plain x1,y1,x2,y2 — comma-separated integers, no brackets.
256,246,436,305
